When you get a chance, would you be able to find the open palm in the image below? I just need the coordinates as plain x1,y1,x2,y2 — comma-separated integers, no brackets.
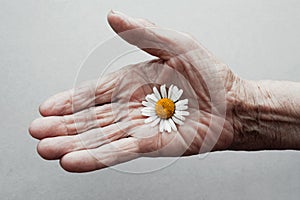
29,11,238,172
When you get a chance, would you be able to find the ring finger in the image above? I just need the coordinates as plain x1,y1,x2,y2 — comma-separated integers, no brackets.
37,119,144,160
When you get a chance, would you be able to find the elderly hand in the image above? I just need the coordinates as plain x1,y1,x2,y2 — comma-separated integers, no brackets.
29,11,247,172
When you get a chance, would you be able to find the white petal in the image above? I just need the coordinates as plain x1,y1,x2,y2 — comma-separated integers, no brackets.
175,110,189,116
159,119,165,132
144,115,158,123
176,105,188,111
142,101,155,107
150,93,159,101
153,87,161,100
160,84,167,98
141,107,155,112
172,116,184,125
146,94,158,104
171,86,179,99
168,118,177,131
174,113,185,121
142,110,156,116
150,117,160,127
171,89,183,102
172,86,179,94
141,108,156,113
175,99,188,107
167,85,174,99
164,120,172,132
142,113,154,117
145,97,155,105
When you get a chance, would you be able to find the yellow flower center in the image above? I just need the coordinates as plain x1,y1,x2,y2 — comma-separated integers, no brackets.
155,98,175,119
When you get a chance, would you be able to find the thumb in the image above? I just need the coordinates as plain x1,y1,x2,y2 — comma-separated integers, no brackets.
107,10,200,60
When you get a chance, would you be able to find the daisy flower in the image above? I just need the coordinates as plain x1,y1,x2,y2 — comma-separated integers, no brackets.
141,84,189,133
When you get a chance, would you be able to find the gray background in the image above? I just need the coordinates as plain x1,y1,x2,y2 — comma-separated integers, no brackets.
1,0,300,199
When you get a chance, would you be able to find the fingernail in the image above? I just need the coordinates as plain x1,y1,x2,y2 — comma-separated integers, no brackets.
110,10,126,17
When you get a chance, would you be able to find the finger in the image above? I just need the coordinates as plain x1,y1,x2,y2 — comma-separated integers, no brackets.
39,69,124,116
107,10,200,60
30,103,117,139
37,119,144,160
59,137,140,172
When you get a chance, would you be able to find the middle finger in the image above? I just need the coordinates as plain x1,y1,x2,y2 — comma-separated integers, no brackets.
30,103,126,139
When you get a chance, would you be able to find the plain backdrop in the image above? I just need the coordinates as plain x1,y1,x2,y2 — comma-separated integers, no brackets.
1,0,300,199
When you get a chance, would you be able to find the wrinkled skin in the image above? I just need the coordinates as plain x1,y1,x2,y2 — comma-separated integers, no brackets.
29,11,239,172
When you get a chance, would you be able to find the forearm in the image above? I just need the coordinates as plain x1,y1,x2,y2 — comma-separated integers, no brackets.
230,79,300,150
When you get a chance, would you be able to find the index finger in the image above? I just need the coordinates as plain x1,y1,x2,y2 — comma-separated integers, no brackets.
39,69,123,116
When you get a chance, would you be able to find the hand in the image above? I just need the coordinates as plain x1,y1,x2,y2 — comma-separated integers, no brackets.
29,11,239,172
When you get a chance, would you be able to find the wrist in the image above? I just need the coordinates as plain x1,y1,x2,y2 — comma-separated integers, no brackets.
229,79,300,150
